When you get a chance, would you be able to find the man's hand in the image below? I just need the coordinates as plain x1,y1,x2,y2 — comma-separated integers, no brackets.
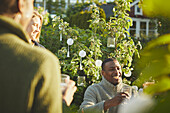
104,92,129,111
62,80,77,106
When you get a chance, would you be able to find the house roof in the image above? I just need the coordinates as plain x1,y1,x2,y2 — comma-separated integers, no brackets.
99,0,141,19
99,4,115,18
82,0,141,19
130,0,140,7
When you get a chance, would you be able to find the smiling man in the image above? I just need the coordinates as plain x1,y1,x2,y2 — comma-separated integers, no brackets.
78,58,137,113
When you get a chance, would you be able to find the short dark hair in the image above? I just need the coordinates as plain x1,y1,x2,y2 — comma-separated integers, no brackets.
0,0,18,14
101,58,117,70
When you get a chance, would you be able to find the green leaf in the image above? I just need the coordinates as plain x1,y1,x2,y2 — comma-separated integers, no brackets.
142,0,170,19
148,91,170,113
134,34,170,87
146,34,170,49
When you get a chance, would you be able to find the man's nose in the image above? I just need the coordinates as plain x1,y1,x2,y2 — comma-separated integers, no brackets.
115,70,121,76
115,70,119,75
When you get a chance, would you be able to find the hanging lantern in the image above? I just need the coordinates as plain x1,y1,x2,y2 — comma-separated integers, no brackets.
79,50,86,70
67,38,74,57
77,76,86,86
107,37,115,48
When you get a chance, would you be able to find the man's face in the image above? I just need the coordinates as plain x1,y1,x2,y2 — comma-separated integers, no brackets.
102,60,122,85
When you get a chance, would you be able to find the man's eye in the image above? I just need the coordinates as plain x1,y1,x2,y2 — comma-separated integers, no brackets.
109,69,115,71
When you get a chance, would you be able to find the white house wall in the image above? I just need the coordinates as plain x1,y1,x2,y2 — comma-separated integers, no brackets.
129,18,157,38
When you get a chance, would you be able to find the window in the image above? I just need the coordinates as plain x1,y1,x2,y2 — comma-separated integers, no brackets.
130,21,136,36
140,22,147,37
135,5,143,15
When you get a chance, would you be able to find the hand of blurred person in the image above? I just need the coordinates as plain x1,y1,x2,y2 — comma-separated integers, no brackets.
62,80,77,106
143,82,155,89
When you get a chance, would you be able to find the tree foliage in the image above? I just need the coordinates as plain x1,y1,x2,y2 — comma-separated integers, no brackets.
66,2,106,29
37,0,141,111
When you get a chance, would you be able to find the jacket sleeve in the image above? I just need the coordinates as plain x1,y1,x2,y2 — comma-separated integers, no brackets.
27,53,62,113
78,86,105,113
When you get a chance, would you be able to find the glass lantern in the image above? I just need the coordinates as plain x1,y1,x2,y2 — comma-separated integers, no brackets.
107,37,115,48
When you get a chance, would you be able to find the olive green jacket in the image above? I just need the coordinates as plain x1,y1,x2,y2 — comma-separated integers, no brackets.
0,16,62,113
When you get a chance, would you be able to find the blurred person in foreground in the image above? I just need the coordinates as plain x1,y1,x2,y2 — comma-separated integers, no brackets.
26,10,45,48
78,58,138,113
118,35,170,113
119,0,170,113
0,0,76,113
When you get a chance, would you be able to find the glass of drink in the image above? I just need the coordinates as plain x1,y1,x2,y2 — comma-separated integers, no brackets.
120,86,132,105
61,74,70,93
121,86,132,97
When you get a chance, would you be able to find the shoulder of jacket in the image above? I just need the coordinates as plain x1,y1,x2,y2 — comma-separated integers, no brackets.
122,83,130,87
6,34,59,65
86,83,101,92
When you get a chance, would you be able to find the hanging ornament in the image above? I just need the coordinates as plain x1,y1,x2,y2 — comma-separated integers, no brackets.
95,71,100,80
59,25,63,41
95,60,102,67
124,70,132,77
60,33,62,41
124,68,133,77
79,50,86,70
80,59,83,70
79,50,86,57
67,38,74,57
95,60,102,80
67,38,74,45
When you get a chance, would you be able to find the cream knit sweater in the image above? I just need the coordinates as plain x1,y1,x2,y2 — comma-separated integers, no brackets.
79,76,137,113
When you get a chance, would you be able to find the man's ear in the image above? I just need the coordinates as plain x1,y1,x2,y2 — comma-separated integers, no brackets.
101,70,105,76
17,0,25,14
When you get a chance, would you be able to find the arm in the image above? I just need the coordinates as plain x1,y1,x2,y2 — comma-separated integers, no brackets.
79,86,129,113
28,54,62,113
104,92,129,111
78,86,105,113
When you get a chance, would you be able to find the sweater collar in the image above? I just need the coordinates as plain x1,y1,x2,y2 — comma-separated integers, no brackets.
100,76,123,92
0,15,31,44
